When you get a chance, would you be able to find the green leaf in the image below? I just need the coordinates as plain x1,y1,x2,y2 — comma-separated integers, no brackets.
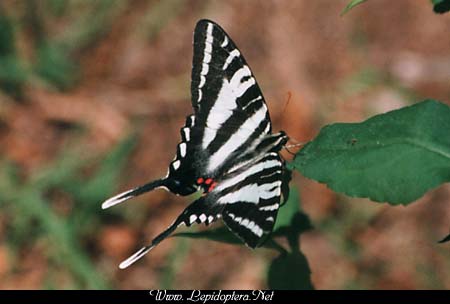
267,251,314,290
293,100,450,205
341,0,369,16
273,188,300,232
431,0,450,13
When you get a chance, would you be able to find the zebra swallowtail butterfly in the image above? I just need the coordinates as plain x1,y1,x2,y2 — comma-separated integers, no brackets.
102,19,291,269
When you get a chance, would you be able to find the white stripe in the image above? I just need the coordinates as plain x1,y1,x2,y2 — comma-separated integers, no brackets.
242,218,249,227
201,81,237,148
215,159,281,191
218,181,281,205
197,23,213,102
189,214,197,224
119,246,152,269
201,63,209,75
226,157,254,175
183,128,190,141
221,36,228,47
234,217,263,237
206,24,214,43
199,75,206,88
172,160,181,170
223,49,240,70
205,41,212,53
101,189,134,209
229,66,255,97
264,122,271,134
207,105,267,172
179,143,187,157
199,214,207,222
260,182,281,199
225,151,277,175
242,96,262,110
204,52,211,64
252,225,263,237
218,184,260,204
207,215,214,223
201,66,256,150
260,170,282,179
259,203,279,211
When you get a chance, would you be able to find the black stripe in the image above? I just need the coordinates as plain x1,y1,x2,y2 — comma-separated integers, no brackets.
217,165,282,196
236,84,263,112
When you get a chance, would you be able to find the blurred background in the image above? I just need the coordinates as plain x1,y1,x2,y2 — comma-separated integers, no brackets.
0,0,449,289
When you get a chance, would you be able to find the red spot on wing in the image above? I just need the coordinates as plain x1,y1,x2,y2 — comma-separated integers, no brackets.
197,177,204,184
205,178,213,185
208,182,218,193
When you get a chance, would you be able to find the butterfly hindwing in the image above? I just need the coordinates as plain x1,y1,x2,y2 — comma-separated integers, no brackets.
218,152,285,247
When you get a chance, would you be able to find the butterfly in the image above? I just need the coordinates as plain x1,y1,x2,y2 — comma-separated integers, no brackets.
102,19,291,269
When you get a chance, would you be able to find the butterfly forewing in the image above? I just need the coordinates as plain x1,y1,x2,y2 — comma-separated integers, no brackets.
171,20,271,187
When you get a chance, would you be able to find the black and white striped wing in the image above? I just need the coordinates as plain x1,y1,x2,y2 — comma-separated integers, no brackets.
168,19,273,184
215,152,284,247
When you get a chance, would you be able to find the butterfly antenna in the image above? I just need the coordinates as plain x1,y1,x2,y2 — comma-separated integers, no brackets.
285,142,306,148
280,91,292,132
284,146,296,156
102,178,167,209
119,217,183,269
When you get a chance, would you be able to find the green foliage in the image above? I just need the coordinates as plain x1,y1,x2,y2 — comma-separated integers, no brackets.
432,0,450,13
0,136,136,289
0,11,15,56
293,100,450,205
0,11,26,99
35,42,78,90
341,0,369,16
0,1,127,98
0,55,27,99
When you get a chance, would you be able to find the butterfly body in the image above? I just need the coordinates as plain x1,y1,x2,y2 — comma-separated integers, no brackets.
102,19,291,269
